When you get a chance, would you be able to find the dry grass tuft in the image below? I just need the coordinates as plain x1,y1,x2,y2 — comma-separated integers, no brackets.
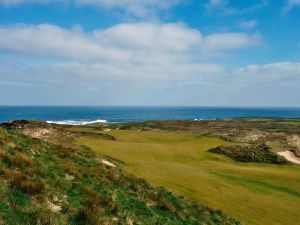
10,152,32,168
75,187,102,225
60,163,77,175
0,150,10,162
157,198,176,213
3,169,45,195
27,207,62,225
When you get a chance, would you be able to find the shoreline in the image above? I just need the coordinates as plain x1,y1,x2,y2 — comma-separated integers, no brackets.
1,116,300,126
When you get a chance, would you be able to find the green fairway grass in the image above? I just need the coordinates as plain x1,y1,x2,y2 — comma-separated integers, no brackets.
76,129,300,225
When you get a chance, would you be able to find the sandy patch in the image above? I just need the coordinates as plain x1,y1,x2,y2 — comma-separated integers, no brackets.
288,135,300,148
127,218,133,225
103,128,111,132
46,199,61,212
7,142,17,148
65,174,74,181
101,159,116,167
278,151,300,165
23,128,51,139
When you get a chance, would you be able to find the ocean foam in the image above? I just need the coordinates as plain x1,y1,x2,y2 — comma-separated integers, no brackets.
46,119,107,126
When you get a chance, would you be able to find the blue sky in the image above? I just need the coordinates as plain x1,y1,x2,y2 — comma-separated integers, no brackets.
0,0,299,106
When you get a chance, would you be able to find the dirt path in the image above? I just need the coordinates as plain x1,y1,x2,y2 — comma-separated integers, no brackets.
278,151,300,165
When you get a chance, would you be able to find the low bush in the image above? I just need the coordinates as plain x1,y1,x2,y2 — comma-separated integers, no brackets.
209,143,287,164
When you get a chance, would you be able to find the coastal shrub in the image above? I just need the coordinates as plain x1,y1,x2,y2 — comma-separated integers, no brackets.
209,143,287,164
78,131,116,141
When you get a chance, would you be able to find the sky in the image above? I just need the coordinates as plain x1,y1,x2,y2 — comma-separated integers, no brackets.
0,0,300,106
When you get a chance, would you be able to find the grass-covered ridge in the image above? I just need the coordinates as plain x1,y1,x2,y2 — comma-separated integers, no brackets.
0,127,240,225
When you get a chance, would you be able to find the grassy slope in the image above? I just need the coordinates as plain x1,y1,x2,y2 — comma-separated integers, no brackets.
0,127,239,225
76,129,300,225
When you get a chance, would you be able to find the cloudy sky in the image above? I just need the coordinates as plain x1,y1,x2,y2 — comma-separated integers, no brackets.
0,0,299,106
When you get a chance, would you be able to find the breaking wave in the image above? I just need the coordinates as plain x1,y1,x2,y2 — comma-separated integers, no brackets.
46,119,107,125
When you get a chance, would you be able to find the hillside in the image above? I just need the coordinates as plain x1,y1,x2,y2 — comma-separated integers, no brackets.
0,122,239,225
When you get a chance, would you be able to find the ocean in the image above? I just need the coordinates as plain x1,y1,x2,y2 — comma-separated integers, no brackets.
0,106,300,125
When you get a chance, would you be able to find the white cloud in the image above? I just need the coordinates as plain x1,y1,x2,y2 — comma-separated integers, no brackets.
1,60,300,106
0,22,280,105
96,23,201,53
231,62,300,84
2,52,299,89
1,61,225,86
202,32,262,56
0,23,261,64
165,61,300,106
283,0,300,12
0,23,235,85
0,24,130,62
205,0,268,16
238,20,258,30
165,62,300,90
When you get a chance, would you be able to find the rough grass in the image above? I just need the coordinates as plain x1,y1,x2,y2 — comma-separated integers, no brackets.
0,127,239,225
108,118,300,134
77,129,300,225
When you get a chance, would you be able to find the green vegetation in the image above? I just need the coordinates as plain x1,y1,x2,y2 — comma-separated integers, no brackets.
76,129,300,225
209,144,288,164
0,127,239,225
239,117,300,126
2,118,300,225
109,118,300,134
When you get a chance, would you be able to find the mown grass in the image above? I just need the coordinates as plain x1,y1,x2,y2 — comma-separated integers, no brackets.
211,172,300,198
0,127,239,225
77,129,300,225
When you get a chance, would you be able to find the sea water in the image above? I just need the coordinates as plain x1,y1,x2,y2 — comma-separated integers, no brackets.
0,106,300,125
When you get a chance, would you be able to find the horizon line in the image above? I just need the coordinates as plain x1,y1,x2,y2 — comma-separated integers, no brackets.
0,105,300,109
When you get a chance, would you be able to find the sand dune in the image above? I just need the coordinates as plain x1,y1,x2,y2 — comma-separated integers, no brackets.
278,151,300,165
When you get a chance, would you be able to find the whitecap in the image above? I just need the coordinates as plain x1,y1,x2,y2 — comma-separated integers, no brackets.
46,119,107,125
